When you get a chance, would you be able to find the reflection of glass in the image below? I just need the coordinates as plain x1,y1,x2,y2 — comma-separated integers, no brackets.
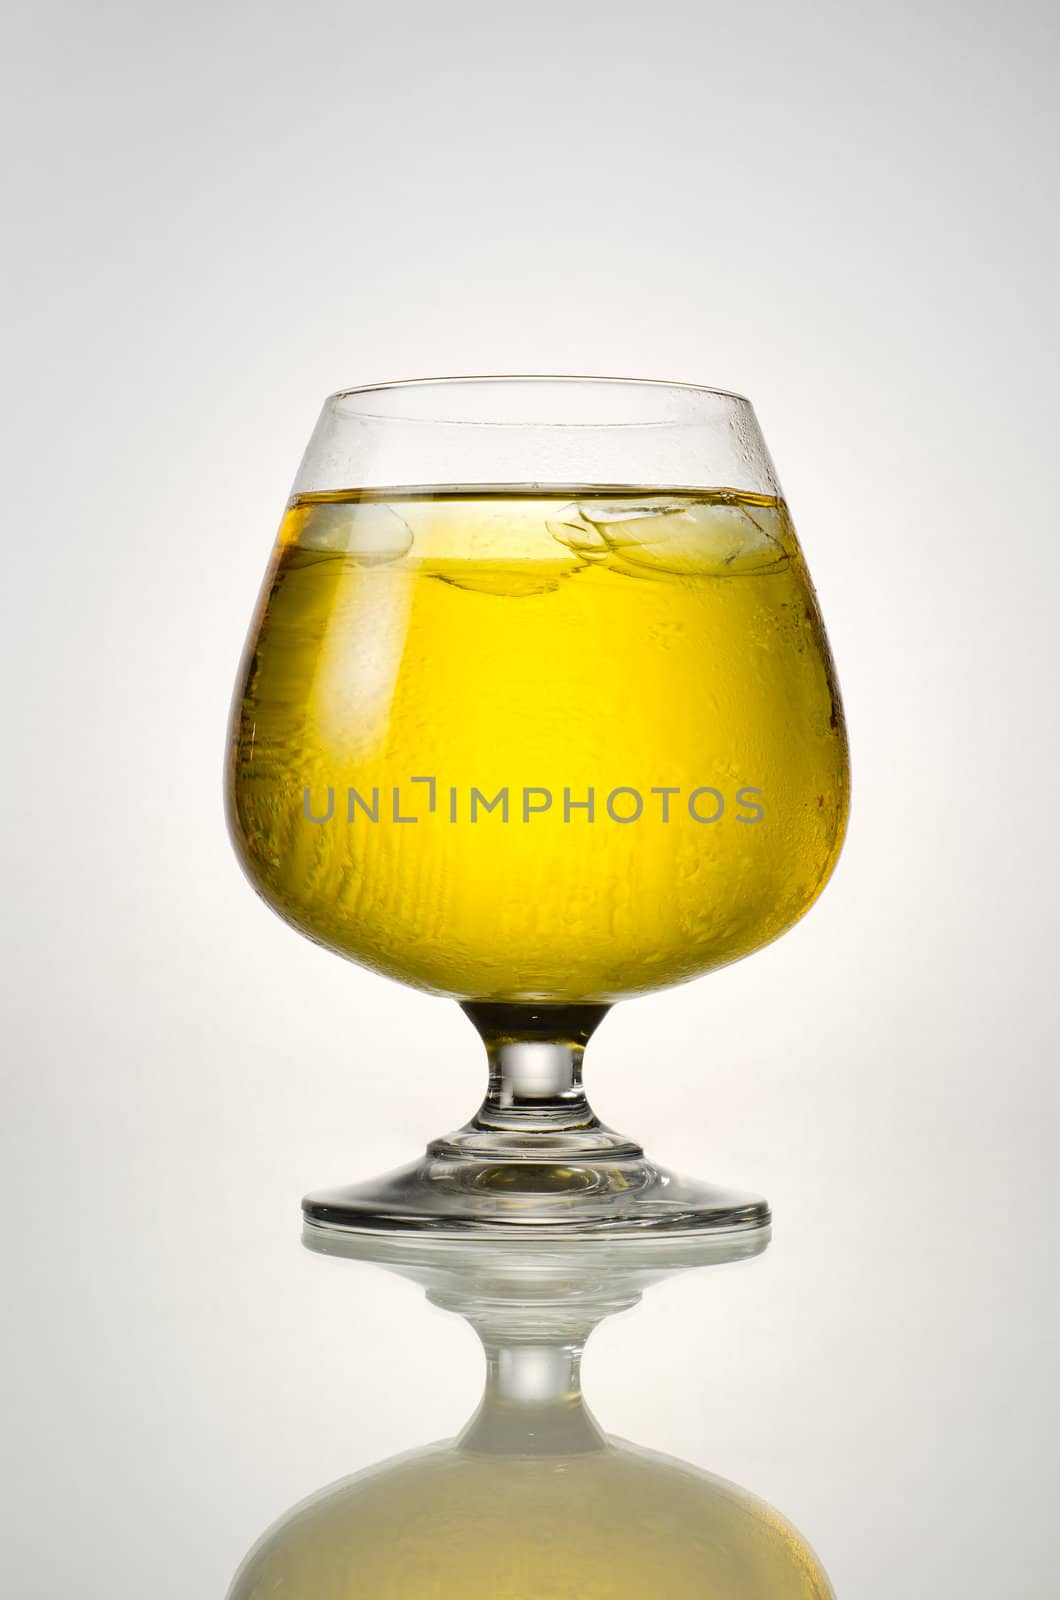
227,378,849,1235
227,1225,835,1598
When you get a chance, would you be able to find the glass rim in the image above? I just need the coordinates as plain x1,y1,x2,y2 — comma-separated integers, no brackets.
324,374,754,427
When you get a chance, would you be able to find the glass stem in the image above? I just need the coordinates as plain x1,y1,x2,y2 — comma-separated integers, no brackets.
458,1334,606,1455
461,1001,609,1135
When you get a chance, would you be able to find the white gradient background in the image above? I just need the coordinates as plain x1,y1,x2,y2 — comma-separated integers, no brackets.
3,0,1057,1595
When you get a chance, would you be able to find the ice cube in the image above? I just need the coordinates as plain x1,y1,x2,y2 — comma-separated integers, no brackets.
546,506,610,556
578,497,788,577
574,496,690,525
298,501,414,564
433,560,577,598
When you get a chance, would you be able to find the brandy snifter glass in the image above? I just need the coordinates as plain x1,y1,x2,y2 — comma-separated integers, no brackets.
226,376,849,1236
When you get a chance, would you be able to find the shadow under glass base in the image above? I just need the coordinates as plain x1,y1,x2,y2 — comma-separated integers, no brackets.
303,1002,770,1240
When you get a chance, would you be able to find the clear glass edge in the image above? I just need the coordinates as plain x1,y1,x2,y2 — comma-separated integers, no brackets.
322,373,755,424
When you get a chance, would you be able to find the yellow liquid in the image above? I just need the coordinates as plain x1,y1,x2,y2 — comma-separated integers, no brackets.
228,488,848,1001
227,1436,835,1600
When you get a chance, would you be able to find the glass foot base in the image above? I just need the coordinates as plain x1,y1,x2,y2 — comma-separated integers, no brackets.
303,1129,769,1239
304,1003,768,1239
